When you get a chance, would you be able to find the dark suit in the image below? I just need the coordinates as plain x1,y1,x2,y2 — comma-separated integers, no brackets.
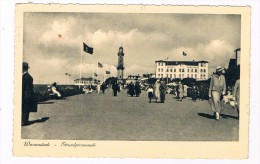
22,72,34,125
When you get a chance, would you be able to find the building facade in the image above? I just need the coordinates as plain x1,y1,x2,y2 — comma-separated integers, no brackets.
74,77,95,85
155,60,209,80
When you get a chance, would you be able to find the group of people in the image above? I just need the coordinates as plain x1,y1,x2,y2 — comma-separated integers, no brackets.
127,82,141,97
83,82,107,94
22,61,240,126
146,79,167,103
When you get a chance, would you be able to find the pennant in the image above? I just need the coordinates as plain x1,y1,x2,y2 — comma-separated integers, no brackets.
183,51,187,56
83,42,94,54
106,71,111,74
98,62,103,68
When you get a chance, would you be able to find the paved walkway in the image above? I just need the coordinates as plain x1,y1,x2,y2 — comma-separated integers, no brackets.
22,88,239,141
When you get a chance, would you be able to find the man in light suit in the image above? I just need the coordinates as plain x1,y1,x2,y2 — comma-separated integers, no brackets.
22,62,34,126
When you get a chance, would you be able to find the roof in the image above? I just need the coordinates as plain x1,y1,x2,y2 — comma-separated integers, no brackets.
155,60,208,66
74,77,93,81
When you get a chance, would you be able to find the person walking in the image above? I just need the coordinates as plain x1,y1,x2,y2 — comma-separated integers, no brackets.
178,81,184,101
233,78,240,119
191,84,198,102
147,85,154,103
22,62,34,126
183,84,188,99
128,82,135,97
112,81,119,96
154,79,161,103
134,82,141,97
160,80,167,103
209,66,227,120
96,83,101,94
101,82,106,94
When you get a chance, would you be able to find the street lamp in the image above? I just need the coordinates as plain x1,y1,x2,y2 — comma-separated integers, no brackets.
65,73,71,84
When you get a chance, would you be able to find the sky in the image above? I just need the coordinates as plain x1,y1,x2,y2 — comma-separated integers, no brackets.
23,12,241,84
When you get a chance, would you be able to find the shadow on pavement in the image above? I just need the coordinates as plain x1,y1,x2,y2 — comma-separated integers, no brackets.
197,113,215,119
220,114,239,120
38,102,55,104
24,117,50,126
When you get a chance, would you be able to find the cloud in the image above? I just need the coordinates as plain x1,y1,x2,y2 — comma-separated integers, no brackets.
23,13,240,84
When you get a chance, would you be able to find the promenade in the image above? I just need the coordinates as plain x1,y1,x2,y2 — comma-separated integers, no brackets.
22,88,239,141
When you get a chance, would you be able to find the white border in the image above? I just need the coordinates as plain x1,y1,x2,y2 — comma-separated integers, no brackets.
1,0,260,164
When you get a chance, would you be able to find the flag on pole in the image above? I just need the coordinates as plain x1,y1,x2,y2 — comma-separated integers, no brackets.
94,73,98,77
183,51,187,56
106,71,111,74
83,42,94,54
98,62,103,68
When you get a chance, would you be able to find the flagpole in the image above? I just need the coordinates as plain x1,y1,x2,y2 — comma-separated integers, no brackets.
92,64,94,84
96,62,98,84
79,43,83,87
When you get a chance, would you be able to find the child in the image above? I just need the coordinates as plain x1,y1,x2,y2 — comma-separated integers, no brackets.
147,85,154,103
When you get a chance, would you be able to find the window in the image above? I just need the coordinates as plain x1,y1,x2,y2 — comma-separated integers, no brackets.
161,74,163,77
188,69,189,72
166,74,168,77
166,69,168,72
195,69,197,72
161,69,163,72
170,74,172,78
182,69,185,72
182,74,184,78
204,69,206,72
174,74,176,78
187,74,189,78
179,74,181,78
191,69,193,72
170,69,172,72
195,74,197,78
158,74,160,78
174,69,176,72
191,74,193,78
200,69,203,72
158,68,160,72
179,68,181,72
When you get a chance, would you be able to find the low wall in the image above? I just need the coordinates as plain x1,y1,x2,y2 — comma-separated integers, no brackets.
34,84,83,102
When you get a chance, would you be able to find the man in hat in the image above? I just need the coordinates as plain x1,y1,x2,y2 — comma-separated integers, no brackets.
209,66,226,120
22,62,34,126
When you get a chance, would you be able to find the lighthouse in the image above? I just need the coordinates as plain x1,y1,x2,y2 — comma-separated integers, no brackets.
117,47,125,83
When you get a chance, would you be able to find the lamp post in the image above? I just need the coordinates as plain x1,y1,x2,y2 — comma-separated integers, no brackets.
65,73,71,84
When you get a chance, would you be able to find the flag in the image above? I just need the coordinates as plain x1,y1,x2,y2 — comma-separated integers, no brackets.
83,42,93,54
234,48,241,52
98,62,103,68
94,73,98,77
183,51,187,56
106,71,111,74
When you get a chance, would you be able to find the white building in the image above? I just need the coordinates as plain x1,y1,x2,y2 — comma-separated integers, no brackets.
155,60,209,80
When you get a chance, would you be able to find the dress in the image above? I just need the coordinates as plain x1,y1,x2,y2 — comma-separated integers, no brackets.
154,81,161,102
183,85,188,97
160,81,167,103
178,83,184,98
233,79,240,109
209,74,226,112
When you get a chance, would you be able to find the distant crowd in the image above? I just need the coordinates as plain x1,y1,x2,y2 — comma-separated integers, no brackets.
22,61,240,126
